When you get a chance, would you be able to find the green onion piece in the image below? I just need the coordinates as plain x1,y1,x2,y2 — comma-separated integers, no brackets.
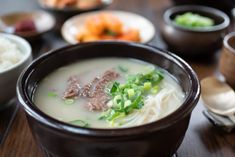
127,89,135,98
124,100,132,108
69,119,89,127
47,92,57,97
64,99,74,105
151,85,159,94
118,65,128,73
143,82,152,91
113,95,122,106
110,82,120,94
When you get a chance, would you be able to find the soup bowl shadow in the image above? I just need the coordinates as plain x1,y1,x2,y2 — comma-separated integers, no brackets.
17,42,200,157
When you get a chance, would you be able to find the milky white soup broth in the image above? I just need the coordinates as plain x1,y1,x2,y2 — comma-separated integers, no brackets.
34,58,185,128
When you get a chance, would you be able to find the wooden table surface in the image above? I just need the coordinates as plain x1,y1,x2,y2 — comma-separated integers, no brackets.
1,0,235,157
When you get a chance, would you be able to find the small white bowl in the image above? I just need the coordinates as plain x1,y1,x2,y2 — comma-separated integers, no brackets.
61,10,156,44
0,33,32,109
0,11,56,40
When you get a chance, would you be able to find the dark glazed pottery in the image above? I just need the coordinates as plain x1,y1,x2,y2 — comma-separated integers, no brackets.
171,0,235,18
160,5,230,56
17,42,200,157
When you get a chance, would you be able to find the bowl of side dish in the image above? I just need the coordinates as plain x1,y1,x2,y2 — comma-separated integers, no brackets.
171,0,235,18
17,41,200,157
0,11,55,40
0,33,32,110
38,0,113,29
160,5,230,56
61,10,155,43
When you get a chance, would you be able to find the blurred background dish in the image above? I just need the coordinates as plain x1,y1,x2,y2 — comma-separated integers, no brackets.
0,33,32,110
40,0,108,10
62,10,155,44
38,0,113,29
201,76,235,117
0,11,55,40
201,76,235,132
171,0,235,19
160,5,230,56
219,32,235,89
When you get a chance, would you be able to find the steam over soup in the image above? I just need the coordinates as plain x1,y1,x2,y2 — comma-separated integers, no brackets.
34,58,185,128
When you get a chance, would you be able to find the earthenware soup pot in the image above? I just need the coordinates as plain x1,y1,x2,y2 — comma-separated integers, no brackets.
17,42,200,157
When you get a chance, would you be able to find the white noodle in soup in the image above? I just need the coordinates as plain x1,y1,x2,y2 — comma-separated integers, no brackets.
34,58,185,128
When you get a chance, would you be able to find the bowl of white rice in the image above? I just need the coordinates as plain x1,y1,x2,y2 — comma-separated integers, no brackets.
0,33,32,109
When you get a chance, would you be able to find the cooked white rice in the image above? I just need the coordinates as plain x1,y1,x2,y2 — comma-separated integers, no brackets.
0,36,23,72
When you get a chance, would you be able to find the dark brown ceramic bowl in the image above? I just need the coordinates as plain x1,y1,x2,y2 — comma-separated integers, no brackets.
160,5,230,56
171,0,235,18
219,32,235,89
17,42,200,157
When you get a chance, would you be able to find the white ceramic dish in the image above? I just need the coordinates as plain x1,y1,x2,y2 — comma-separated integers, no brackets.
61,10,156,44
0,11,55,39
39,0,113,12
0,33,32,109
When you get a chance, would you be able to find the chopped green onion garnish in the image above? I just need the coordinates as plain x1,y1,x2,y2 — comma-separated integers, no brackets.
64,99,74,105
69,119,89,127
151,85,159,94
101,68,164,125
143,82,152,91
118,65,128,73
127,89,135,98
47,92,57,97
124,100,132,108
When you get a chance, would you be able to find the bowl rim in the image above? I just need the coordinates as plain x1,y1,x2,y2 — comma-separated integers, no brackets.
223,32,235,54
38,0,113,12
163,5,230,33
0,33,32,74
17,41,200,137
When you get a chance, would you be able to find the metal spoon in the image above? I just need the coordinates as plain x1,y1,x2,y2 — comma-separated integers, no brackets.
201,76,235,123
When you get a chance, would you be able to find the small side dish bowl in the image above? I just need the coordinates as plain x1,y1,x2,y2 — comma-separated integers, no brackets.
17,42,200,157
0,11,55,40
160,5,230,56
219,32,235,89
0,33,32,110
171,0,234,18
61,10,155,44
38,0,113,28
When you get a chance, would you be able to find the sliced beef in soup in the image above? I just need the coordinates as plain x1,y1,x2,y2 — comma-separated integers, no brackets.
63,76,81,99
86,70,120,111
63,69,120,111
